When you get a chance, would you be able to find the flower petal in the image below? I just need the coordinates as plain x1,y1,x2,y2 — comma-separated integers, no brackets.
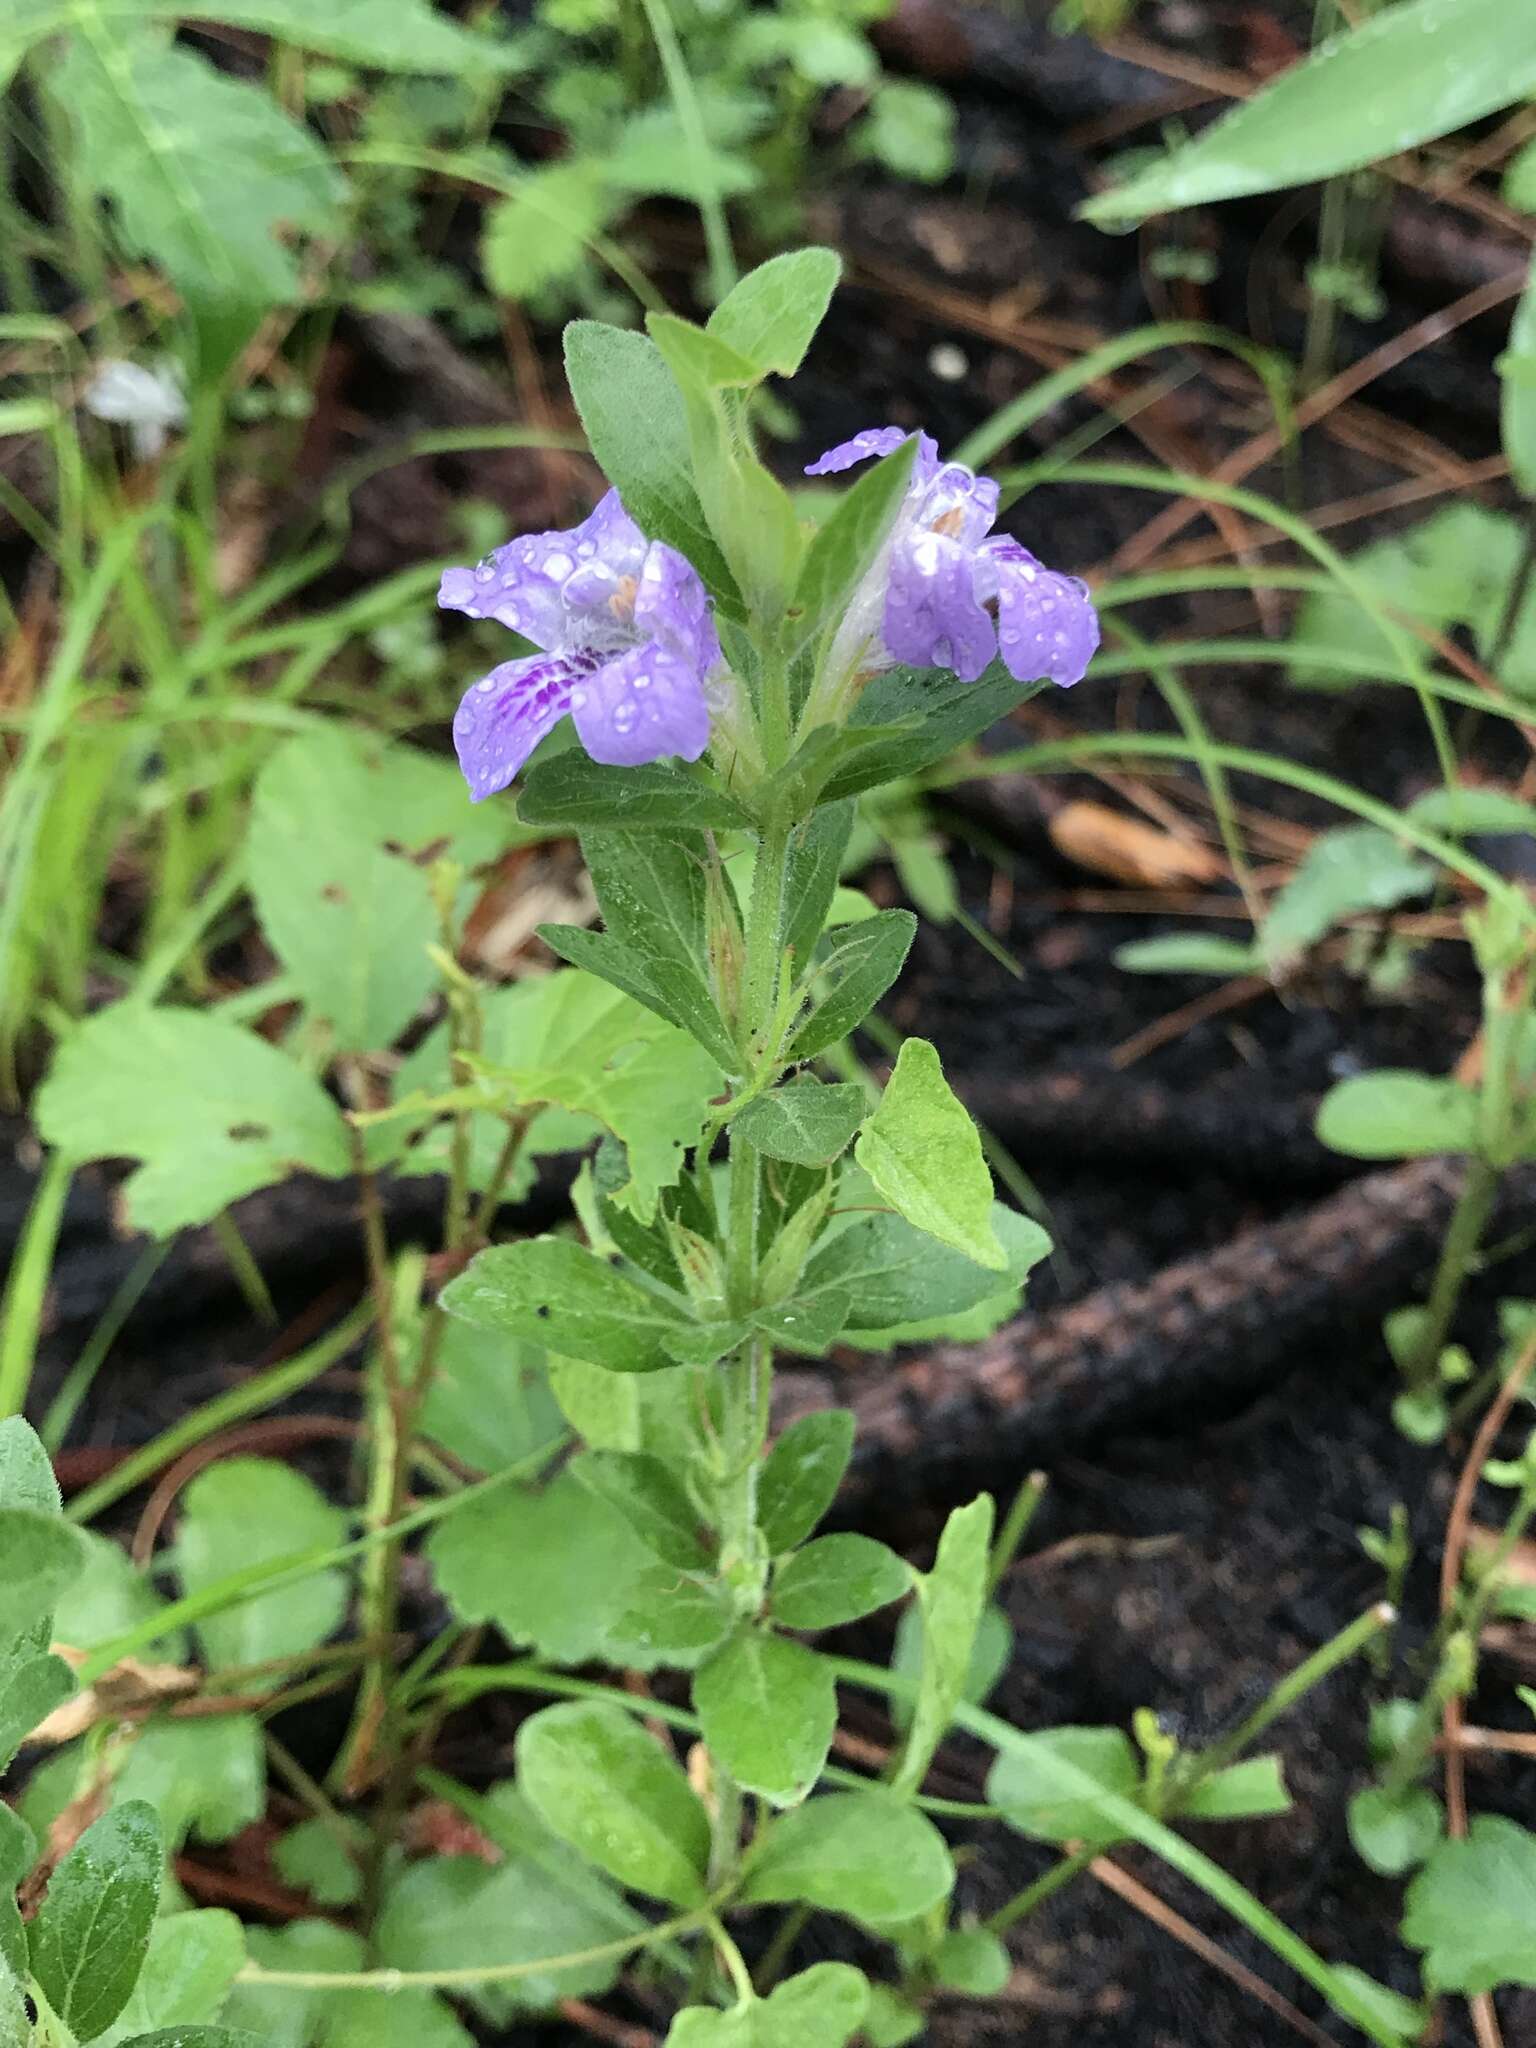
570,641,711,768
918,461,999,546
452,651,589,801
883,529,997,682
805,426,937,477
636,540,721,674
980,538,1100,688
437,490,647,648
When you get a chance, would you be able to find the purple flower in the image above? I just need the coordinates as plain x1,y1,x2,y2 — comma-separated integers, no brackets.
805,427,1098,690
438,490,722,801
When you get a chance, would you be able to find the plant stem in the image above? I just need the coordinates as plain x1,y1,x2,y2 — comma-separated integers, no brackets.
986,1848,1094,1935
1408,1157,1499,1395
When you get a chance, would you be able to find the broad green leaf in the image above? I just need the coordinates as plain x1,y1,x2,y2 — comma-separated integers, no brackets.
792,436,918,656
757,1411,855,1555
1179,1754,1291,1822
0,1506,88,1636
988,1727,1141,1847
0,1809,29,1990
442,1238,696,1373
1316,1071,1479,1160
1407,787,1536,836
694,1630,836,1804
705,248,840,378
541,926,735,1068
5,1,521,76
1082,0,1536,224
787,910,916,1061
1115,935,1260,977
52,1532,186,1664
0,1415,59,1512
665,1963,869,2047
734,1082,868,1168
648,312,761,391
564,323,740,613
29,1800,162,2043
95,1910,245,2048
418,1324,564,1477
772,1534,909,1631
607,113,758,204
1402,1814,1536,1992
0,1654,75,1776
1503,248,1536,500
818,663,1041,805
120,2033,263,2048
856,1039,1004,1270
482,162,617,299
932,1928,1009,1996
35,1005,350,1237
52,32,343,329
1348,1784,1443,1876
426,1467,658,1667
800,1206,1046,1336
1262,826,1434,966
547,1352,694,1458
272,1818,362,1908
571,1450,711,1569
739,1792,954,1924
894,1590,1013,1729
375,1780,642,2023
784,803,856,968
113,1715,265,1849
892,1495,994,1800
857,79,954,182
228,1920,471,2045
521,752,755,832
248,729,508,1054
615,1565,733,1665
177,1460,347,1670
517,1700,710,1904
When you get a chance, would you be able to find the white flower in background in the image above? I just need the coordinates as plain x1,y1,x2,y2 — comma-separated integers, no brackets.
82,359,188,460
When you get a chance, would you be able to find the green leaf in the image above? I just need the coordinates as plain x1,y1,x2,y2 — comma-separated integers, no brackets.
0,1415,59,1512
892,1495,994,1799
442,1238,697,1374
177,1459,347,1670
427,1467,663,1667
1407,786,1536,836
1348,1784,1443,1876
818,663,1041,805
693,1631,836,1804
0,1506,88,1636
800,1207,1047,1336
665,1963,869,2047
1503,248,1536,499
517,1700,710,1904
792,437,919,656
272,1819,362,1909
52,31,343,327
857,79,954,183
932,1928,1009,1996
784,804,856,969
52,1532,186,1664
788,910,916,1061
739,1792,954,1924
894,1596,1007,1735
563,323,740,613
757,1411,855,1555
120,2033,263,2048
1315,1071,1479,1160
1262,826,1434,966
35,1005,351,1237
418,1325,565,1477
772,1534,909,1631
113,1716,265,1849
547,1351,694,1457
1402,1814,1536,1991
705,248,841,379
520,752,755,833
29,1800,163,2043
734,1082,868,1168
95,1910,245,2048
614,1565,733,1665
249,729,507,1055
1179,1754,1291,1822
482,162,616,300
228,1920,471,2045
989,1727,1142,1847
0,1654,75,1777
1082,0,1536,224
856,1039,1003,1270
648,312,761,391
571,1450,710,1569
1115,935,1260,977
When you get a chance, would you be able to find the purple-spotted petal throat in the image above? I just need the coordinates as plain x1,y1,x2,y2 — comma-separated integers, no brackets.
805,428,1099,690
439,489,722,801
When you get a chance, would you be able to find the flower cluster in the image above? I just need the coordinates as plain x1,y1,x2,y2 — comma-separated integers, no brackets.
439,429,1097,798
805,427,1099,691
439,489,721,801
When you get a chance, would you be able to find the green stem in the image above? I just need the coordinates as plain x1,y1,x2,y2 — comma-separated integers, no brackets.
1409,1157,1500,1394
986,1849,1094,1935
0,1149,74,1418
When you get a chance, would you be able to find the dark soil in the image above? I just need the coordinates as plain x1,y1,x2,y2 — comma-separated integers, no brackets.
10,1,1536,2041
